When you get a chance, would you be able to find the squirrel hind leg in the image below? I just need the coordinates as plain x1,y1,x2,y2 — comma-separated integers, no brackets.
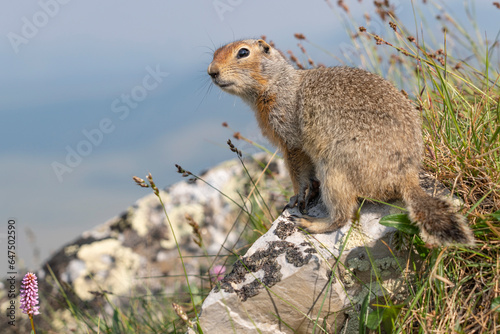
290,182,357,234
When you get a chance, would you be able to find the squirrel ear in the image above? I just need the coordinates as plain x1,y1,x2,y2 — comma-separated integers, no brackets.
257,39,271,54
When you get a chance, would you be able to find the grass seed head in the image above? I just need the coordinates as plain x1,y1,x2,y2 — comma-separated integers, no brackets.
133,176,149,188
294,33,306,40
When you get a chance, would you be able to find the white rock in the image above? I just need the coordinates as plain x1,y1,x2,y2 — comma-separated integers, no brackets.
197,199,409,334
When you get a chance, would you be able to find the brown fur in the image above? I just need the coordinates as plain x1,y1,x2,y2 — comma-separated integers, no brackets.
208,39,474,246
255,92,281,147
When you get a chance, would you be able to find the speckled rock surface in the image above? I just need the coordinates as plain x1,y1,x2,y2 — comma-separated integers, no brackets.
197,196,411,334
0,154,290,333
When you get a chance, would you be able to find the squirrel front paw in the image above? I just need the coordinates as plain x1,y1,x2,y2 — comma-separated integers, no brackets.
283,193,307,213
283,179,321,214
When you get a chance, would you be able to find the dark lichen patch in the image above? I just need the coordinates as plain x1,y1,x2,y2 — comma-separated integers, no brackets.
237,280,262,301
215,240,313,301
285,247,312,267
300,241,317,254
274,220,297,239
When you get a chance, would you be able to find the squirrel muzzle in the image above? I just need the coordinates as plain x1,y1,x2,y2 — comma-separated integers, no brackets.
208,62,235,90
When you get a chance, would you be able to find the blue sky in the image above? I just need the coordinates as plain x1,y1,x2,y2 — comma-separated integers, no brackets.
0,0,498,272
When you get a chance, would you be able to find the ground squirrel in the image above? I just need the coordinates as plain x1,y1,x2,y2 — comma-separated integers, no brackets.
208,39,474,246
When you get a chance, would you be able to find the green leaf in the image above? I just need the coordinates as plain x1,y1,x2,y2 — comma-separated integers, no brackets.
379,214,419,235
381,305,401,333
112,308,122,332
491,297,500,312
359,294,370,334
415,244,430,258
366,308,384,330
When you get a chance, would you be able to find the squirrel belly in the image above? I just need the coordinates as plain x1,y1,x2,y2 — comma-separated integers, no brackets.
208,39,474,246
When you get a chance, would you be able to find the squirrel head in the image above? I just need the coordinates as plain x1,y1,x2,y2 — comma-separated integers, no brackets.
208,39,292,100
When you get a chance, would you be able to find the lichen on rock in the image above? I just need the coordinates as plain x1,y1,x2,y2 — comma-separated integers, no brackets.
72,238,141,301
216,238,314,301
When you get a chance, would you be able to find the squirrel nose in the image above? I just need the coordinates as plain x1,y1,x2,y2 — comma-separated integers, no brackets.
208,63,219,79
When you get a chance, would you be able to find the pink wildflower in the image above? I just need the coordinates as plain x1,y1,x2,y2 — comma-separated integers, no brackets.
20,272,40,316
210,265,226,282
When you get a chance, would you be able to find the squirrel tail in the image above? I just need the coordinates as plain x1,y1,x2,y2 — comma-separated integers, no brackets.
403,184,475,246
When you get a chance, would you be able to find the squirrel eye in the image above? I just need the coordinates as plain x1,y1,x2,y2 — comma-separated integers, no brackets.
236,48,250,59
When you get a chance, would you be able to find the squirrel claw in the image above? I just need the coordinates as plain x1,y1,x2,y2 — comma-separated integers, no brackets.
288,214,311,232
284,187,313,214
288,214,300,224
